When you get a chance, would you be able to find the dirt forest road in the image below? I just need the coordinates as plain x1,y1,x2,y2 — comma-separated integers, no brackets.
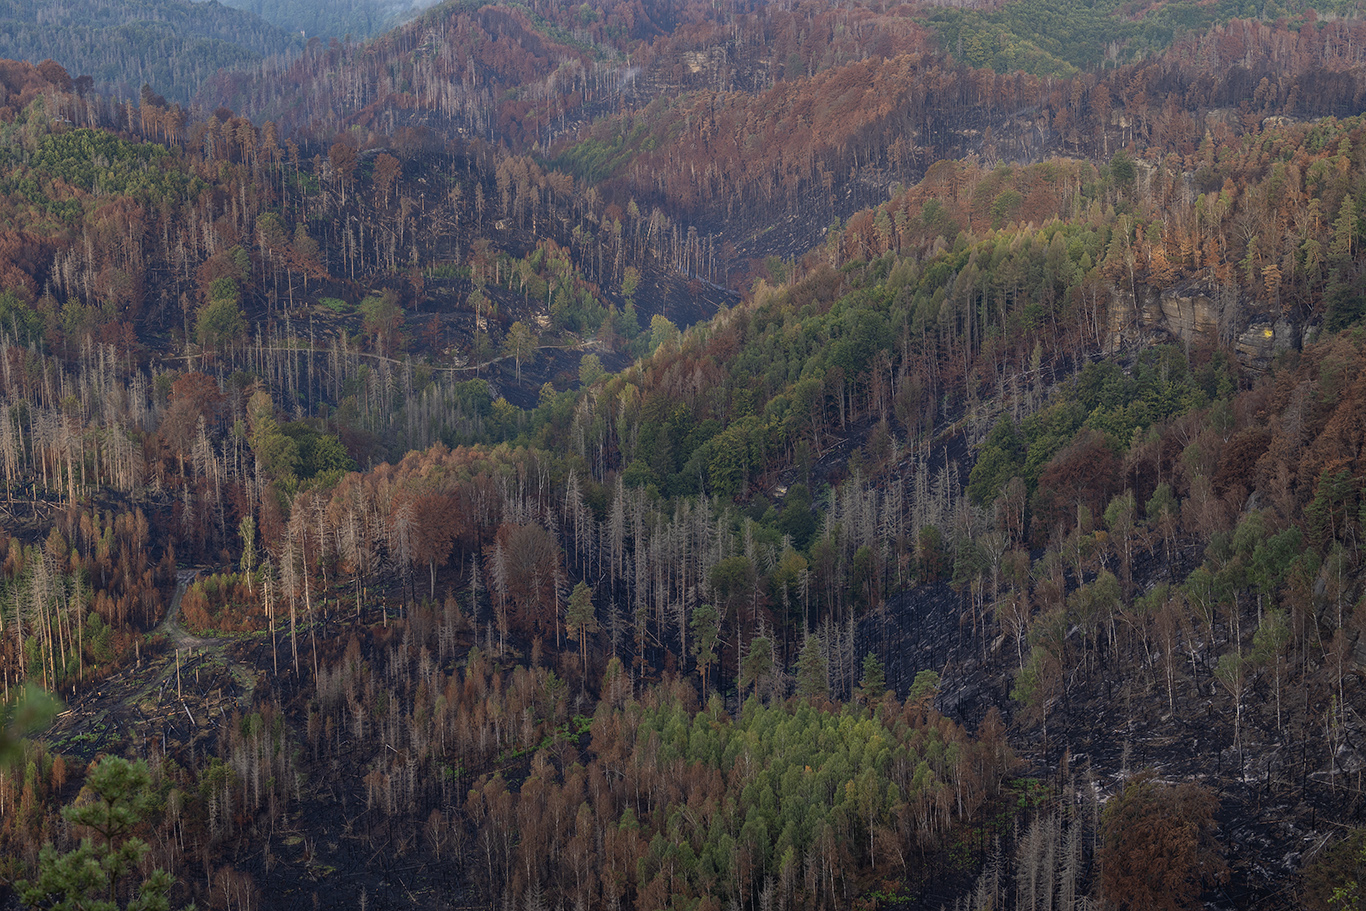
155,569,221,650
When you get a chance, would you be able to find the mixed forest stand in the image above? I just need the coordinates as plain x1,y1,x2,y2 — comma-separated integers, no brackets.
0,0,1366,902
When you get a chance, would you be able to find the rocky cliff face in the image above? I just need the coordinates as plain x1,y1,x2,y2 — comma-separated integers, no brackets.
1234,318,1302,366
1107,280,1301,367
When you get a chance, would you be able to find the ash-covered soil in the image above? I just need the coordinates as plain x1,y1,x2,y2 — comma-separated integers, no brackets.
857,561,1366,910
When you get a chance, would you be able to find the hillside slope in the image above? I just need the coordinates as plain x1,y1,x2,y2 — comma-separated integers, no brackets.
0,1,1366,908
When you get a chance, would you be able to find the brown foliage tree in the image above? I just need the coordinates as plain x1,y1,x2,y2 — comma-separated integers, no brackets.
410,491,461,600
487,522,562,639
1100,771,1228,911
1032,429,1121,546
160,372,226,456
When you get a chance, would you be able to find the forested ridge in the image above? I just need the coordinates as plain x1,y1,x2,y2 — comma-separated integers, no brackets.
0,0,1365,908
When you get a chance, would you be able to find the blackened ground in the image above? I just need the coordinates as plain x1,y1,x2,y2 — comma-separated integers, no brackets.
856,550,1366,911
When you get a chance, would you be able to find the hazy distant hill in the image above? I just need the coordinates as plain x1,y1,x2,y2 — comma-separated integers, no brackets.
215,0,415,39
0,0,300,101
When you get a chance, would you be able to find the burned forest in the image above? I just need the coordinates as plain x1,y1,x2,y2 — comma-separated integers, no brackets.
2,0,1366,908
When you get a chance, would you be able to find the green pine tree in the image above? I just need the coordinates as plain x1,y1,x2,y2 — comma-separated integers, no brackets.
795,635,828,700
858,652,887,704
565,581,599,680
19,756,189,911
691,604,720,694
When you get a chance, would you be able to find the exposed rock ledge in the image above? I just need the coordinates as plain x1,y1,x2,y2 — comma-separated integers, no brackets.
1107,280,1302,367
